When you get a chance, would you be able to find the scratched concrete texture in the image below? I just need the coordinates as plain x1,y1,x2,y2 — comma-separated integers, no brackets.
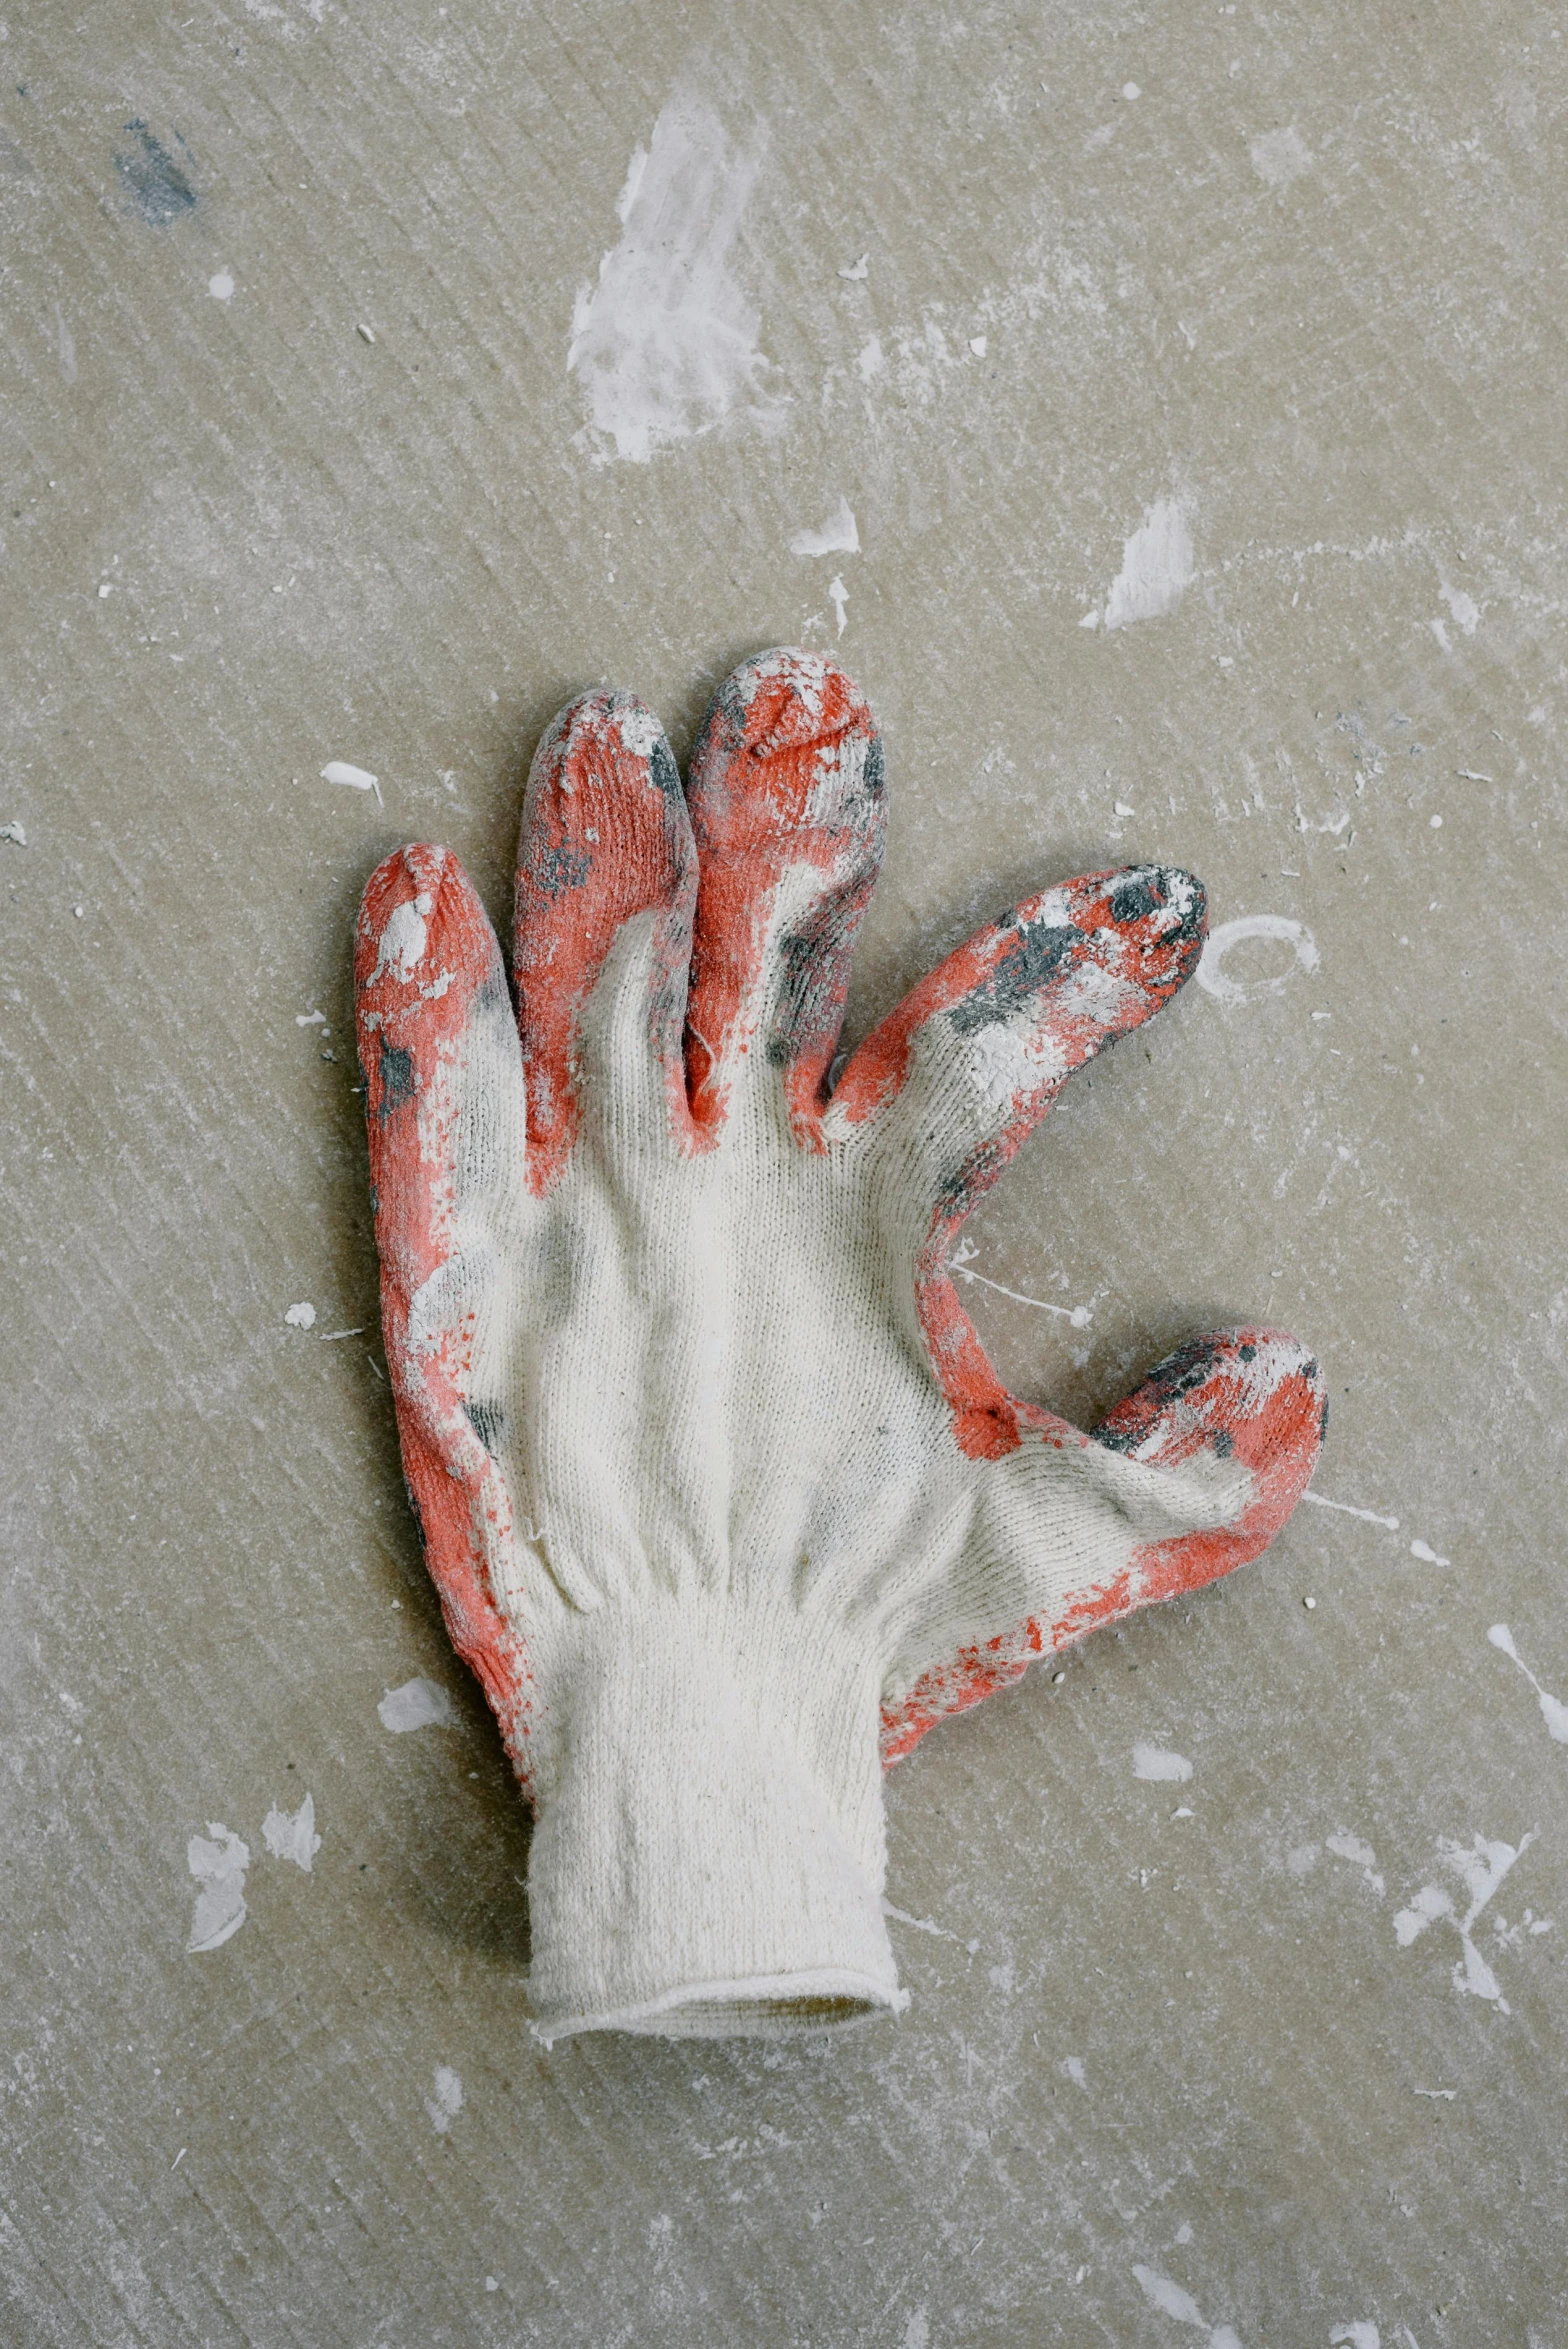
2,0,1566,2342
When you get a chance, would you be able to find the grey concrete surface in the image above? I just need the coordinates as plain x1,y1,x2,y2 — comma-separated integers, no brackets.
2,2,1565,2343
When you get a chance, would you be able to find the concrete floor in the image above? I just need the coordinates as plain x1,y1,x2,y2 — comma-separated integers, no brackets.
2,2,1565,2342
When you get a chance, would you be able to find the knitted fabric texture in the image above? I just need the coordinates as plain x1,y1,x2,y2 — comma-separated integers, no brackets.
354,648,1326,2043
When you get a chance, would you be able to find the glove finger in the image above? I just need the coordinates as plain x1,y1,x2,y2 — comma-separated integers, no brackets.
827,865,1205,1212
878,1330,1325,1766
683,647,885,1146
515,691,697,1189
356,844,536,1779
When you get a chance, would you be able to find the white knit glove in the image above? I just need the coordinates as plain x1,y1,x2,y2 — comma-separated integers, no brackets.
355,649,1325,2043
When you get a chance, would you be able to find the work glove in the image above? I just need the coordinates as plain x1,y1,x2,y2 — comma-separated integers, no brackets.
355,649,1325,2043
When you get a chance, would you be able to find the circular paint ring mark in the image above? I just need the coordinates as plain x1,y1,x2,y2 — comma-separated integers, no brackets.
1196,913,1320,1005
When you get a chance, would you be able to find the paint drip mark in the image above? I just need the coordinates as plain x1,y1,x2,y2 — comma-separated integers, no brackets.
425,2066,463,2133
186,1825,250,1952
1488,1625,1568,1744
262,1793,321,1871
1131,2263,1245,2349
115,121,197,228
1197,914,1320,1005
1393,1830,1537,2013
1300,1490,1399,1530
378,1676,457,1732
567,93,782,463
1098,498,1195,631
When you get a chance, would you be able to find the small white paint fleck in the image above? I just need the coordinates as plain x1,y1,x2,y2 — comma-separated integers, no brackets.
1132,2263,1244,2347
1428,813,1443,829
97,582,113,598
0,820,26,846
1330,2327,1380,2349
838,253,869,281
321,759,382,802
1113,799,1136,818
1249,124,1312,185
1103,496,1195,630
1133,1744,1193,1783
485,2277,499,2292
1122,81,1141,99
1062,2056,1087,2089
968,334,987,356
186,1825,250,1953
425,2065,463,2133
1079,608,1100,628
378,1676,457,1733
356,321,376,344
1173,2223,1193,2246
208,269,235,302
296,1009,327,1028
1197,913,1320,1005
1409,1538,1450,1565
828,575,849,637
856,333,884,383
283,1301,317,1329
1301,1490,1399,1531
262,1792,321,1872
789,497,858,557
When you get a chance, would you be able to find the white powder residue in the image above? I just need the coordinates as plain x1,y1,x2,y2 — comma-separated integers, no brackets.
1330,2326,1381,2349
567,93,782,463
371,891,432,983
425,2065,464,2133
378,1676,457,1732
1439,580,1480,635
1249,125,1312,187
1132,2263,1244,2349
901,2309,929,2349
1393,1830,1537,2012
262,1792,321,1871
790,497,859,557
1326,1832,1384,1897
1133,1743,1193,1783
1197,913,1320,1005
1488,1624,1568,1743
1102,497,1195,630
186,1825,250,1953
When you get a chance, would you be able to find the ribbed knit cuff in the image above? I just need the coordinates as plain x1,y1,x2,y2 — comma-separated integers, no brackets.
525,1594,906,2043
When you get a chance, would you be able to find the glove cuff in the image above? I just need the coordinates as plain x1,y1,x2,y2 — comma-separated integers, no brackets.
525,1595,906,2043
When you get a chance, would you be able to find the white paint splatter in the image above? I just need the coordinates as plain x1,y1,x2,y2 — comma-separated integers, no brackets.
0,820,28,846
208,269,235,302
186,1825,250,1953
567,94,781,463
1326,1832,1384,1897
828,575,849,636
1249,125,1312,186
1488,1625,1568,1743
1439,580,1479,635
882,1902,960,1942
1133,1744,1193,1784
1062,2056,1087,2088
1101,497,1195,630
1330,2327,1380,2349
838,253,869,281
1301,1490,1399,1531
425,2065,463,2133
295,1009,327,1028
1132,2264,1245,2349
1393,1830,1537,2012
262,1792,321,1871
378,1676,457,1732
968,334,988,356
321,759,382,802
1197,913,1320,1005
1409,1539,1450,1565
789,497,859,557
283,1301,317,1329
